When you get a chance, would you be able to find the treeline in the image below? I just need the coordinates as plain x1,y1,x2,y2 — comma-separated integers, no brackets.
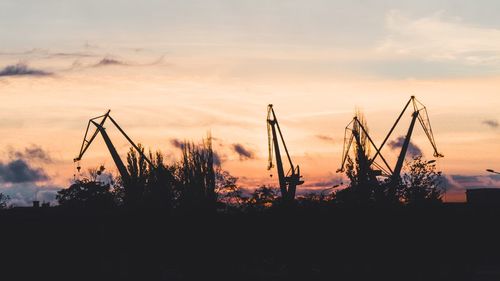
335,155,444,207
55,136,445,213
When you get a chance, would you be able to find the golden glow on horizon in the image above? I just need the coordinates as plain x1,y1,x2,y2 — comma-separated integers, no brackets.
1,68,499,201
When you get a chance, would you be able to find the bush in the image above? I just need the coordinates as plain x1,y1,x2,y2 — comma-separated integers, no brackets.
57,179,116,209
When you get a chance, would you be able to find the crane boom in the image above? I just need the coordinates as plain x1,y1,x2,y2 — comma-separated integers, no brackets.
369,98,412,167
337,121,354,173
370,96,443,181
74,110,155,182
267,104,303,202
74,110,110,163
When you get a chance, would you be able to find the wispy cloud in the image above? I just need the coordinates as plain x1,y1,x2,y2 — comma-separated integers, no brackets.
169,138,223,165
232,143,255,160
0,48,49,56
0,63,52,77
49,52,96,58
170,138,185,149
93,57,128,67
388,136,422,158
316,135,335,142
92,55,164,68
379,10,500,66
482,119,499,128
8,145,53,163
443,174,500,191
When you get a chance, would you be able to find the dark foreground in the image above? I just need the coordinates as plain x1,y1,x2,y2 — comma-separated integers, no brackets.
2,204,500,281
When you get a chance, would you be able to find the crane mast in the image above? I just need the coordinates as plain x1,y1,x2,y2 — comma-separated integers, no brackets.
267,105,303,202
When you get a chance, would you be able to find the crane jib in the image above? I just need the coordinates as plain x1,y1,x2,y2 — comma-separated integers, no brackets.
74,110,156,184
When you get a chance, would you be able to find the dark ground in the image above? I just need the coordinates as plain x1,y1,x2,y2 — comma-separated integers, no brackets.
2,204,500,281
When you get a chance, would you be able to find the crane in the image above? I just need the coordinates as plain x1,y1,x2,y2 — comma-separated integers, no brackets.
337,97,443,202
370,96,443,182
74,110,154,186
267,104,303,202
337,116,393,187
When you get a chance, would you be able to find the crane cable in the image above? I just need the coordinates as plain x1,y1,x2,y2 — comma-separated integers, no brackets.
74,160,82,181
267,107,274,174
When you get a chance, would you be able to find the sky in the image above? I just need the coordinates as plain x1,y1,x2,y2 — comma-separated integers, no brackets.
0,0,499,205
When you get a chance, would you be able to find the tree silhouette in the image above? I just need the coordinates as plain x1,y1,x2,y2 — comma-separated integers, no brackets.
174,137,217,212
57,178,116,209
399,156,444,205
124,144,148,207
143,151,175,210
247,185,278,210
297,192,332,209
215,168,246,211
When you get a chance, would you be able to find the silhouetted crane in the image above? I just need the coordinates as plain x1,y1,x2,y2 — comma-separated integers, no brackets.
370,96,443,182
337,97,443,202
337,116,393,189
267,104,303,203
74,110,154,186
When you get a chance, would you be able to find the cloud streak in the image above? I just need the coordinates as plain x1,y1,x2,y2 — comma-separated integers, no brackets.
0,63,52,77
92,55,165,68
316,135,335,142
170,138,185,149
232,144,254,160
8,145,53,163
93,57,128,67
443,174,500,191
482,119,499,128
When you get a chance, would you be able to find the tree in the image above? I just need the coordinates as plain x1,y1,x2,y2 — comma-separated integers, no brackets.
174,137,217,211
124,144,148,206
0,193,9,209
296,192,332,209
119,145,177,209
215,168,246,211
57,178,116,209
247,185,279,210
142,150,175,210
399,156,444,205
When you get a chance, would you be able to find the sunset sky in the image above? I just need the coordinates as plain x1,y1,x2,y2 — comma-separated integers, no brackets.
0,0,499,205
